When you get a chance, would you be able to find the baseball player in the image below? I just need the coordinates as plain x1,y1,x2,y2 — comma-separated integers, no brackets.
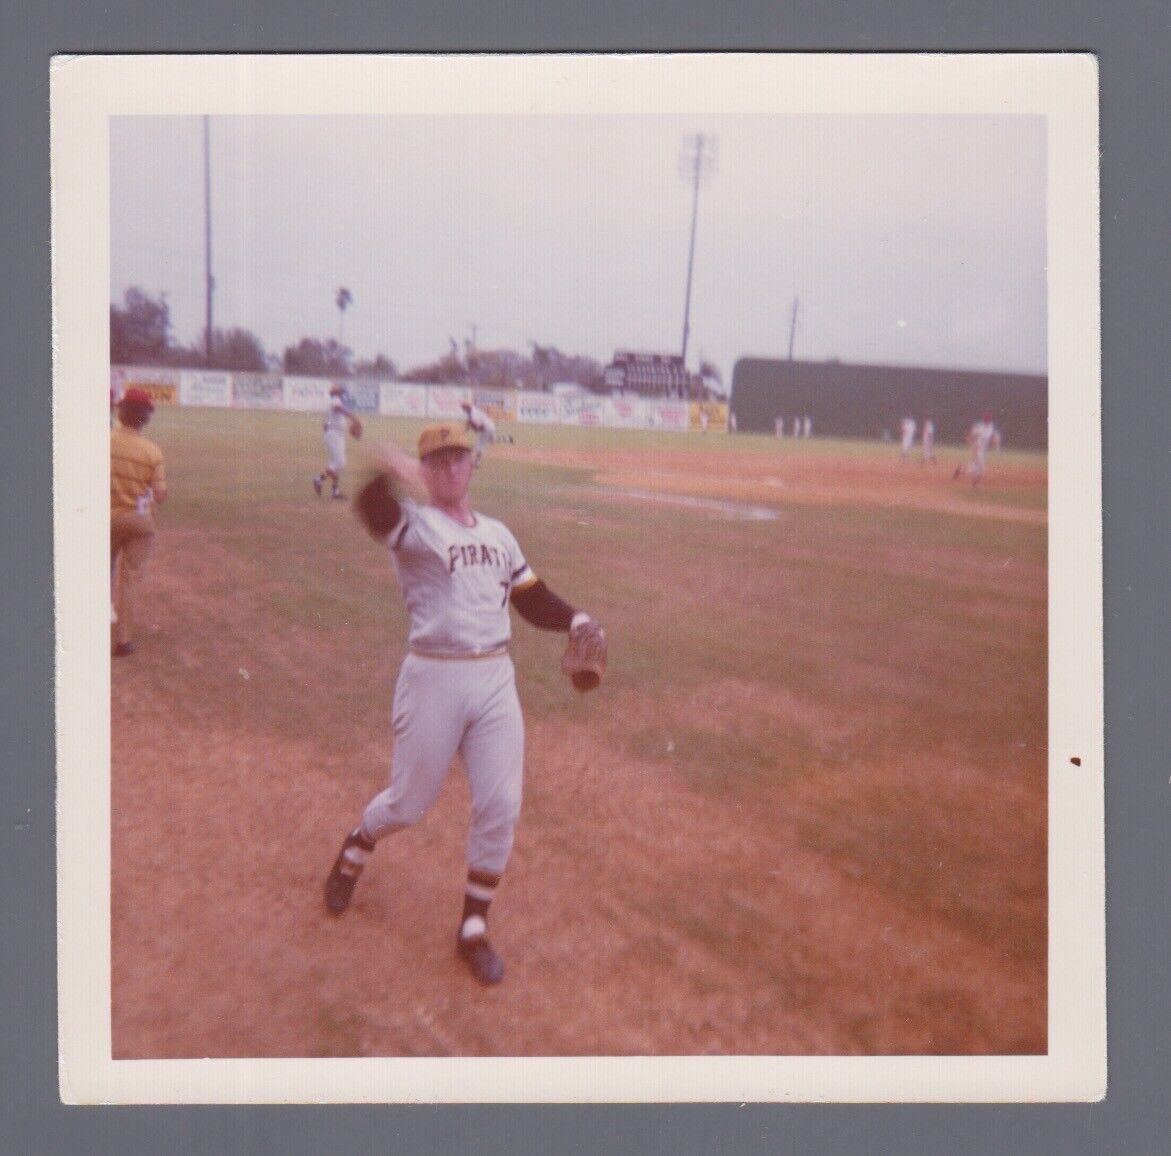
920,418,936,464
110,388,167,656
899,416,917,459
461,399,497,467
954,414,1001,485
324,422,602,986
313,384,360,500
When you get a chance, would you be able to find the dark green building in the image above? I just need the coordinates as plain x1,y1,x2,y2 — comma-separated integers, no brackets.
730,358,1047,449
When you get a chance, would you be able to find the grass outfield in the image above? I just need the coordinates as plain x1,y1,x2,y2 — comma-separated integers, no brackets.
111,407,1048,1057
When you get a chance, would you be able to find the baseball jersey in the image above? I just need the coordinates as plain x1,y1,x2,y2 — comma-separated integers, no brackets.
323,396,349,433
466,404,496,435
970,421,997,453
388,499,536,656
111,427,166,515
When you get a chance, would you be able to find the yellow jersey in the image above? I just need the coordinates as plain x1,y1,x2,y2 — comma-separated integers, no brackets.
111,427,166,516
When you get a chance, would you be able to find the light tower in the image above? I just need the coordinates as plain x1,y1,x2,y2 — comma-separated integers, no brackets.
336,287,353,343
678,133,718,368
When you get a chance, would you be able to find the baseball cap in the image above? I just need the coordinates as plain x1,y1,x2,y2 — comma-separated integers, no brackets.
417,422,473,459
121,388,155,410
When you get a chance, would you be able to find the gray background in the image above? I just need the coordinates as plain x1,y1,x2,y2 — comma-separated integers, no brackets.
3,3,1165,1152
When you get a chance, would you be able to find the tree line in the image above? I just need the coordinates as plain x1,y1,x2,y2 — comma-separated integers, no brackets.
110,286,607,392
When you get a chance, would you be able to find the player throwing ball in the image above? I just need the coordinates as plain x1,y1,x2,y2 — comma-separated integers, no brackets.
324,421,605,985
313,384,362,500
460,398,514,467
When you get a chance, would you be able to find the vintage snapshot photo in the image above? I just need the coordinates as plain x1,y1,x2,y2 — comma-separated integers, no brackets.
52,54,1102,1103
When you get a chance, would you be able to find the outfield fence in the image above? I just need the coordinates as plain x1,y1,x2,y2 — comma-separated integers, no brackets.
110,366,730,435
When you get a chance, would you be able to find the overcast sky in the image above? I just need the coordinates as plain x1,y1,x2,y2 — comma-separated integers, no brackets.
110,114,1047,380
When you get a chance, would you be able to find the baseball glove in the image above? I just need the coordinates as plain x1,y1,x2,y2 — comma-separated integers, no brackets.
561,619,607,692
349,417,363,439
353,471,401,539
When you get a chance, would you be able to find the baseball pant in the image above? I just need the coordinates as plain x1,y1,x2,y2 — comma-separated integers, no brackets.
360,652,524,876
324,428,347,474
111,510,156,648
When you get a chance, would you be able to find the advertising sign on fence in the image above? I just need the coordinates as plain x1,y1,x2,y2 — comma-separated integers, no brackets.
603,396,648,429
233,373,284,409
689,400,729,433
560,394,604,427
427,385,473,418
283,376,331,412
341,381,381,414
179,371,233,408
515,391,561,424
472,389,517,423
646,400,689,430
380,383,428,418
112,366,179,405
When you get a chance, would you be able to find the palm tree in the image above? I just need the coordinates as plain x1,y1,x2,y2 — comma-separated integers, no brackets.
336,287,353,342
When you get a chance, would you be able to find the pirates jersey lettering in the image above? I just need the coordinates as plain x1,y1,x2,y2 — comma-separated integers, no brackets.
389,499,536,655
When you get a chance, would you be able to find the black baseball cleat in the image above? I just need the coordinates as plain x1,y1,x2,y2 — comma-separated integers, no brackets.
112,641,137,658
313,476,323,497
457,934,505,985
324,830,373,915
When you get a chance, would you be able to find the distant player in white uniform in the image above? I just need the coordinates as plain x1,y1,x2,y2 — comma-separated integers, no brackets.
460,399,499,467
954,414,1001,485
314,384,359,500
900,416,917,459
324,422,599,985
920,418,936,464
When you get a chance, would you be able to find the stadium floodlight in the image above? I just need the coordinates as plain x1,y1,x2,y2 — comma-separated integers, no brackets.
678,133,718,368
336,287,353,343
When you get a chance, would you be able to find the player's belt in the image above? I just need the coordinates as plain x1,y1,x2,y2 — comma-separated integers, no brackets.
409,645,509,661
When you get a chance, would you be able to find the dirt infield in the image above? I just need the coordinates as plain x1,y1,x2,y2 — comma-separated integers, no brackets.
111,420,1046,1058
530,443,1047,524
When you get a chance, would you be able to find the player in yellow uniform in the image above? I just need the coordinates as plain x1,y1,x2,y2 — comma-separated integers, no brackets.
110,388,167,656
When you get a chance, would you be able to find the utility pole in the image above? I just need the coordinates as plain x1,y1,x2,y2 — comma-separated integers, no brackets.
203,115,214,367
788,296,800,361
679,133,718,368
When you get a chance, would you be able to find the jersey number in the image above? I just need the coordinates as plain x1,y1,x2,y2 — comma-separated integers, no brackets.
500,580,510,608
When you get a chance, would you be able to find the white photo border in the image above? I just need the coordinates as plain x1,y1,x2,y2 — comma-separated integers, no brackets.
52,52,1103,1104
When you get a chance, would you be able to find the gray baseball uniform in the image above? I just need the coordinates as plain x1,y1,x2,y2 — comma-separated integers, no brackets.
359,499,535,874
314,391,355,499
325,426,590,985
464,402,497,465
323,396,349,472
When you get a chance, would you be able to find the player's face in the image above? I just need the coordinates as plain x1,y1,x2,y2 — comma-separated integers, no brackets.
420,447,473,504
